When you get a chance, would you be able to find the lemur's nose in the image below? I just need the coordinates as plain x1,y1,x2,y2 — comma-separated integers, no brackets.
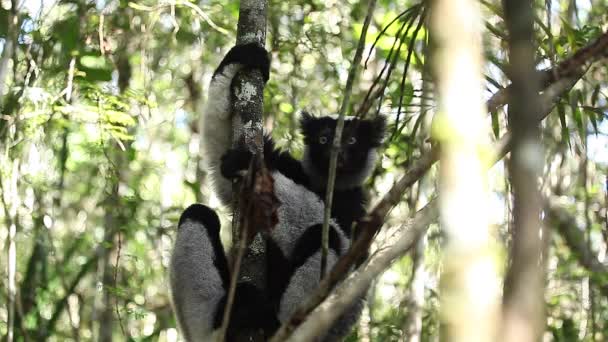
337,153,346,167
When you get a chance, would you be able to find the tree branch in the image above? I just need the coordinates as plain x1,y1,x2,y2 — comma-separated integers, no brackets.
321,0,377,276
486,29,608,114
42,254,98,340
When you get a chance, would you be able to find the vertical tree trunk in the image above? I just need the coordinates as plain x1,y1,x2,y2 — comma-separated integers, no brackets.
403,33,432,340
0,0,17,104
404,235,426,342
3,160,20,342
229,0,268,294
580,130,595,340
432,0,500,341
500,0,546,341
1,3,21,333
217,1,268,341
96,174,120,342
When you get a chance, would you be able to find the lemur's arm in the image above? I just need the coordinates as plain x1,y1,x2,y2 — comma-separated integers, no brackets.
219,135,310,188
201,43,270,205
263,135,310,186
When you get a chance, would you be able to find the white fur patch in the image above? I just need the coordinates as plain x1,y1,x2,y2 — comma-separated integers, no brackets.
201,63,245,205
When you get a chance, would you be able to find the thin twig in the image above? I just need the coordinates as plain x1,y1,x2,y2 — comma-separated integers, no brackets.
114,231,126,337
392,8,427,139
217,183,253,342
363,4,423,68
320,0,378,277
128,1,229,35
357,8,423,119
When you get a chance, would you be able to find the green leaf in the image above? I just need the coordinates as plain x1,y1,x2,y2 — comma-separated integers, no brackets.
53,15,80,52
0,7,7,37
573,108,585,140
80,55,108,69
176,29,198,44
591,85,600,106
78,54,113,82
279,102,294,113
584,108,599,135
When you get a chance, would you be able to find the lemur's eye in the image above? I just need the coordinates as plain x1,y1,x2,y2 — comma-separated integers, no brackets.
347,137,357,145
319,136,328,144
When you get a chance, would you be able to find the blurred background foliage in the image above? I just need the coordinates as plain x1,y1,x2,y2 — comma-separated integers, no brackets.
0,0,607,341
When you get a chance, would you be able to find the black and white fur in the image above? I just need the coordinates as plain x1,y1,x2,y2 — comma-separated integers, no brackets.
169,43,385,341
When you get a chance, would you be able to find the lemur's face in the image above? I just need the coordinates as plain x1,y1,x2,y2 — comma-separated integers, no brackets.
300,112,386,176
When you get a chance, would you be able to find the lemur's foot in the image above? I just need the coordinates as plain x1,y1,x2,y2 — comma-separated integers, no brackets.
220,148,254,180
213,43,270,82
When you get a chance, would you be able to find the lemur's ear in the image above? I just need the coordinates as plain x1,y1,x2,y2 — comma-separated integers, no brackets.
300,111,315,137
369,115,387,146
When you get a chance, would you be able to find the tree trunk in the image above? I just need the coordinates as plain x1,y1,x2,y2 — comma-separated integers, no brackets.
500,0,546,341
404,235,426,342
230,0,268,299
432,0,500,341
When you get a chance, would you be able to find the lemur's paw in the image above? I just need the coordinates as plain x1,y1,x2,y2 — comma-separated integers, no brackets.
178,204,221,235
213,43,270,82
220,149,254,180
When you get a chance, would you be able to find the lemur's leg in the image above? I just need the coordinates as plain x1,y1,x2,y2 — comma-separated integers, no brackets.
169,204,229,341
272,223,364,342
274,224,343,321
202,43,270,205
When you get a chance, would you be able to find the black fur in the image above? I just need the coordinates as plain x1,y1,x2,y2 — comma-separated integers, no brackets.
290,224,343,270
213,43,270,82
220,148,254,180
180,204,281,340
214,282,280,340
178,203,221,233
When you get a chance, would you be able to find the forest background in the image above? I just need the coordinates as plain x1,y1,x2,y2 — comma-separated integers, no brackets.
1,0,607,341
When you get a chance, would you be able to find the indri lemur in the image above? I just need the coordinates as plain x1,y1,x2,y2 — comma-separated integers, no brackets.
169,43,386,341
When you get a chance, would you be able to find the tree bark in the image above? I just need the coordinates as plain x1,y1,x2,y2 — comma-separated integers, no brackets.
215,1,268,341
230,0,268,288
95,168,120,342
404,234,426,342
432,0,500,341
500,1,546,341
